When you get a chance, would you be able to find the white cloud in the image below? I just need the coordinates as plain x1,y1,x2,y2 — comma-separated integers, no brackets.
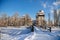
50,6,54,14
43,3,46,8
53,2,58,6
53,1,60,6
50,9,54,14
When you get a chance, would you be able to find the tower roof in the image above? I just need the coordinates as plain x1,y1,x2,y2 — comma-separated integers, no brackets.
37,10,44,15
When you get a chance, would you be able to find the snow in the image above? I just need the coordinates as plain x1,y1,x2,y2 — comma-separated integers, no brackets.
0,26,60,40
1,34,12,40
25,26,60,40
24,32,36,40
52,27,60,30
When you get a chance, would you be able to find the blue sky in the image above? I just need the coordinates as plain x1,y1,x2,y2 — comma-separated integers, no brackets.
0,0,60,21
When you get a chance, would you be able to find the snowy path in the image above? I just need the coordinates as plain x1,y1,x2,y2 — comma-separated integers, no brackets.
0,26,60,40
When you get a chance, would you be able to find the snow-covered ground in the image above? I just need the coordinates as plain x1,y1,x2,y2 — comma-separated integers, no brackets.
0,26,60,40
25,26,60,40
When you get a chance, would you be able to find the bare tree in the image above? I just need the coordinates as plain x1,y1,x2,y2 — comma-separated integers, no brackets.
54,10,58,26
0,12,32,27
0,13,8,26
11,12,20,26
58,10,60,27
23,14,32,26
48,13,50,27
